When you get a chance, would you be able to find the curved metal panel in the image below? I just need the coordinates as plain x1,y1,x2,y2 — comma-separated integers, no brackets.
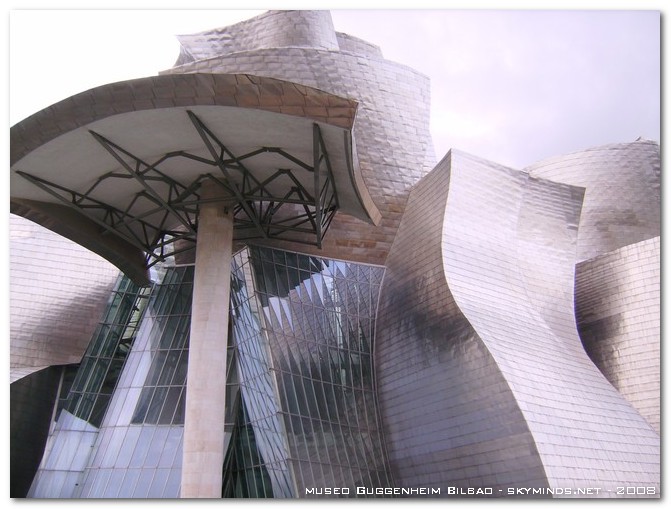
443,150,659,495
375,153,550,494
163,11,436,266
376,149,660,497
175,10,339,65
525,139,660,262
575,236,660,434
9,215,120,380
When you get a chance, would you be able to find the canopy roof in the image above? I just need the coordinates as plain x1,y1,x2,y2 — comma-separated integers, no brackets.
10,74,380,284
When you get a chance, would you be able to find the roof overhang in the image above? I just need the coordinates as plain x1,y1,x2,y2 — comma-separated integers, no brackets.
10,74,380,285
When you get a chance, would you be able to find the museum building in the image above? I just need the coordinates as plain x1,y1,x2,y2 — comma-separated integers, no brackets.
9,10,660,498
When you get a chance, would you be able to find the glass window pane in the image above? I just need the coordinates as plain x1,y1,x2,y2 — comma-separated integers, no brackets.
145,386,169,424
132,469,155,498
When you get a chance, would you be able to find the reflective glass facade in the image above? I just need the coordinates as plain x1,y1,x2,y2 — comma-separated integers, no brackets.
28,275,147,497
30,247,392,498
229,247,392,497
75,266,193,498
61,276,148,428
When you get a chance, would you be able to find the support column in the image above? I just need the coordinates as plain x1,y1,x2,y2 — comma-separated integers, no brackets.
181,181,234,498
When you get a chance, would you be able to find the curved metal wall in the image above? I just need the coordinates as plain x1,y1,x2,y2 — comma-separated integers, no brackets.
9,214,120,381
443,151,658,494
575,236,660,434
375,149,660,496
175,10,339,66
526,138,661,437
525,139,660,262
374,152,550,494
163,10,436,266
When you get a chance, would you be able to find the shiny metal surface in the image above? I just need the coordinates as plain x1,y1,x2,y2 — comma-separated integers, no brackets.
175,11,340,65
11,8,660,499
575,236,660,434
375,151,549,495
525,139,660,262
10,366,63,497
525,139,661,438
375,149,660,496
9,214,120,382
162,10,436,267
10,75,375,284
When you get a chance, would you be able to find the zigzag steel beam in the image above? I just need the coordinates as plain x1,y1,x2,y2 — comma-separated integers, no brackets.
186,110,267,239
89,130,196,237
313,123,323,248
15,170,161,263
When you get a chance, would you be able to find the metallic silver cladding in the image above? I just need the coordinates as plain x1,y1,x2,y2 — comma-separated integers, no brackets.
9,215,120,381
526,139,661,438
10,8,660,499
525,139,660,262
375,149,660,496
375,152,550,494
443,151,658,494
163,10,436,266
575,236,660,434
175,11,339,66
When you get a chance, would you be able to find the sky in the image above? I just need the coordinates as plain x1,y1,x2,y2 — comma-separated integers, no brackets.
6,2,662,170
1,3,667,499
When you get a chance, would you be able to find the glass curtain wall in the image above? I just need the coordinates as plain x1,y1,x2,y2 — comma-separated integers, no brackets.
28,275,148,497
75,266,194,498
230,247,393,498
29,246,393,499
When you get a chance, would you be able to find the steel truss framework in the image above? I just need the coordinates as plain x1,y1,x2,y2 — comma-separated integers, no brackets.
17,111,340,268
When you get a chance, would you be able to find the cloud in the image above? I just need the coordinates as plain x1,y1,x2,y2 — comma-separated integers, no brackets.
10,9,660,169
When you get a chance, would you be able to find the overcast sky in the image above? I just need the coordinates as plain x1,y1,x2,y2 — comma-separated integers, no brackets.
7,5,662,169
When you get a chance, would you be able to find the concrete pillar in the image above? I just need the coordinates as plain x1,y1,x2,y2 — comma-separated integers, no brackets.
181,181,234,498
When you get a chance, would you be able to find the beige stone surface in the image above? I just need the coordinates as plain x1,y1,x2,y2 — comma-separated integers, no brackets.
181,181,234,498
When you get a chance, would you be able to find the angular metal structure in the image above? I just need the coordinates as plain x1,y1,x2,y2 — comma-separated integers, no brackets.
11,74,378,285
575,236,661,434
527,139,661,437
375,150,659,495
10,9,660,499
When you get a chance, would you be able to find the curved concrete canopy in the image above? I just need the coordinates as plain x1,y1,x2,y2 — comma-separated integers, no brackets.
10,73,380,284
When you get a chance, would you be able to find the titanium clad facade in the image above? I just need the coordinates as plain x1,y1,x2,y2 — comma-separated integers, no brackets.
575,236,661,434
374,151,550,494
162,9,436,266
10,9,661,499
525,139,661,262
174,10,340,64
526,139,661,438
375,150,660,495
10,366,63,497
10,214,120,381
441,152,659,494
